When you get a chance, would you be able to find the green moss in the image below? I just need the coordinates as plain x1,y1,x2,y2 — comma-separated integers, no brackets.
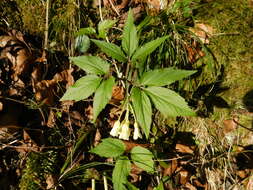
19,151,58,190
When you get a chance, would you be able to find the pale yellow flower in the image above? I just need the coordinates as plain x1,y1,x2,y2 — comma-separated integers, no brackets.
110,120,121,137
119,121,131,140
133,122,142,140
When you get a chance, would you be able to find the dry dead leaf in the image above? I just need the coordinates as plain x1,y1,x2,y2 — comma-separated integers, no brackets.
185,41,205,63
123,141,150,152
34,68,74,105
176,143,194,154
46,174,57,189
163,159,178,177
246,174,253,190
179,170,190,185
236,170,248,179
47,109,56,128
223,119,237,134
193,179,206,188
0,102,3,111
94,129,101,147
111,85,125,103
130,164,143,183
185,182,197,190
189,23,214,44
0,32,35,96
85,105,93,121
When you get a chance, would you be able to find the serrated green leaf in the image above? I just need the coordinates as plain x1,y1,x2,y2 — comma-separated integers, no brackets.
75,27,96,36
98,19,117,39
90,138,125,158
131,36,169,62
75,35,90,53
131,146,154,173
131,87,152,139
122,9,138,57
60,75,101,101
144,86,196,117
70,56,109,75
112,156,131,190
91,39,127,62
93,76,115,121
140,68,196,86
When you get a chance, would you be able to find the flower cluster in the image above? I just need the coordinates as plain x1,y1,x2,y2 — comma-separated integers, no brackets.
110,120,142,140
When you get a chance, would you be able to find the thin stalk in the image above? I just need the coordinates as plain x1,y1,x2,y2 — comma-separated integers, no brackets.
44,0,50,50
103,175,108,190
92,179,96,190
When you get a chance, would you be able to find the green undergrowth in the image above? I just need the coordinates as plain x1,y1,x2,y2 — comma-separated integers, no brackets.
19,151,58,190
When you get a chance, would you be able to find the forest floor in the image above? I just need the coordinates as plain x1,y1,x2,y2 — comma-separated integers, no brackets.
1,0,253,189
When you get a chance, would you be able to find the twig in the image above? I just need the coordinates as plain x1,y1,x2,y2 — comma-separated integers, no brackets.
98,0,103,21
233,119,253,133
108,0,120,16
44,0,50,50
103,175,108,190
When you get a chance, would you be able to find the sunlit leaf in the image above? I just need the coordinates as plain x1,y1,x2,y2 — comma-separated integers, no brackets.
122,9,138,57
98,19,117,39
131,36,169,62
112,156,131,190
131,146,154,173
140,68,196,86
91,39,127,62
131,87,152,138
93,76,115,121
144,86,196,117
70,56,109,75
90,138,125,158
60,75,101,101
75,27,96,36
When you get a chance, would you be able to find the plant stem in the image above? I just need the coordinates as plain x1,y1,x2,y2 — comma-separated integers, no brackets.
103,175,108,190
92,179,96,190
44,0,50,50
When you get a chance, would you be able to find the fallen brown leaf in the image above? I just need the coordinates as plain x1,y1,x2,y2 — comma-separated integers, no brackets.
130,164,143,183
111,85,125,103
179,169,190,185
0,32,35,96
236,170,248,179
163,159,178,177
175,143,194,154
46,174,57,189
94,129,101,147
246,174,253,190
85,105,93,121
34,68,74,105
0,102,3,111
223,119,237,134
189,23,215,44
185,182,197,190
123,141,150,152
47,109,56,128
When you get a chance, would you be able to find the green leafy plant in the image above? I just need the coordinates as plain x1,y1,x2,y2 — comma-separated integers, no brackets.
61,9,196,140
90,138,154,190
75,19,117,53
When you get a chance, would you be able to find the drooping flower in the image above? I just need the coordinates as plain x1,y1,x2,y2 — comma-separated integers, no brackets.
119,121,131,140
133,122,142,140
110,120,121,137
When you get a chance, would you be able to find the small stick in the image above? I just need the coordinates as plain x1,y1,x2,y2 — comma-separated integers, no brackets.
233,119,253,133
